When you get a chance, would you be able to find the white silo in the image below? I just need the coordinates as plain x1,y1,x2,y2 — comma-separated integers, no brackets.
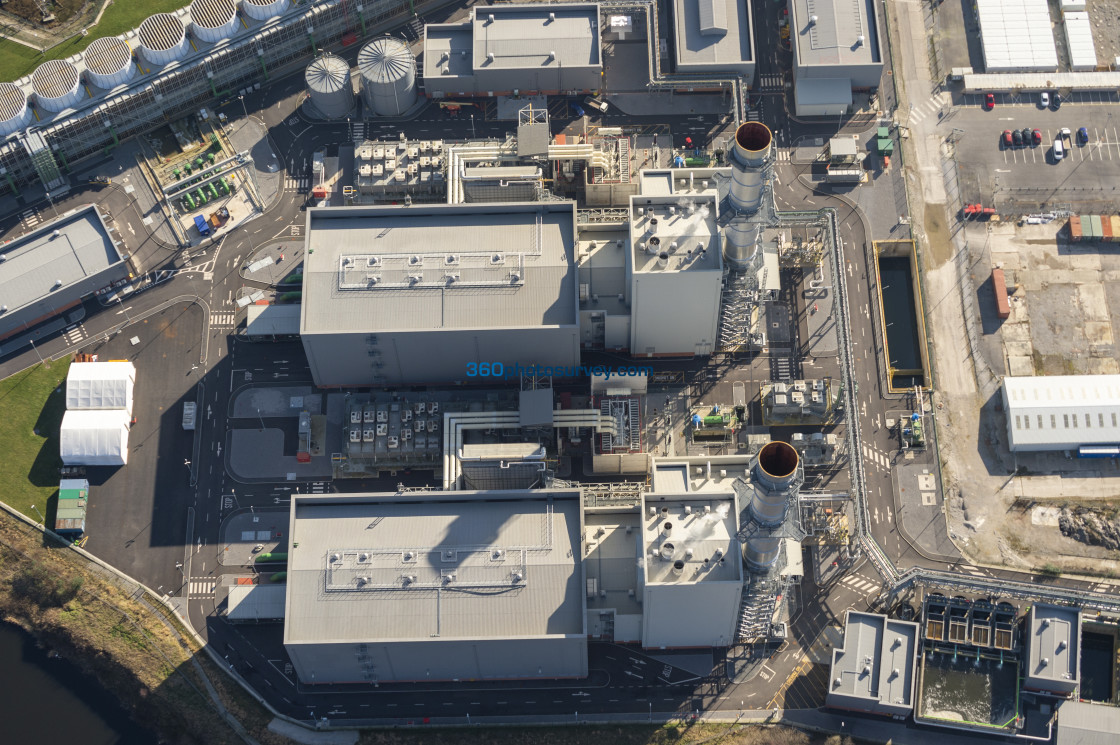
0,82,32,136
358,36,417,117
137,13,189,67
189,0,239,43
305,54,353,120
83,37,136,90
31,59,83,113
728,122,772,214
241,0,291,22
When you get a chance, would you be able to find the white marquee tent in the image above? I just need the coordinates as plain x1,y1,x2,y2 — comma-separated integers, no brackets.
66,361,136,415
60,409,131,466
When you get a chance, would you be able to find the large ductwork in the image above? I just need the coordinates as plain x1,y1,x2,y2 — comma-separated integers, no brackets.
728,122,772,214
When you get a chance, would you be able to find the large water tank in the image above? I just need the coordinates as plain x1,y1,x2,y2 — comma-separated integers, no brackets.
729,122,772,214
190,0,238,43
0,82,32,136
241,0,290,22
83,37,136,89
358,36,417,117
305,54,353,120
137,13,189,66
31,59,83,113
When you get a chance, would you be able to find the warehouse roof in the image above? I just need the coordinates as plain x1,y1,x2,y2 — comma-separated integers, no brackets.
975,0,1058,72
300,203,577,334
791,0,881,67
471,4,600,70
423,24,475,79
1056,700,1120,745
284,490,584,645
246,303,301,337
673,0,754,73
66,361,135,412
0,205,123,320
1002,375,1120,450
829,611,919,708
227,584,286,621
1027,604,1079,687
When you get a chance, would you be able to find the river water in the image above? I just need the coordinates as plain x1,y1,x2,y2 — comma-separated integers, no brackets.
0,623,159,744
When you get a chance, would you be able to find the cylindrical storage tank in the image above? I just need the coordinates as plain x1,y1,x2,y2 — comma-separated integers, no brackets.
358,36,417,117
0,82,32,136
744,536,782,573
723,219,759,270
729,122,772,213
31,59,83,113
190,0,238,43
305,54,353,120
138,13,189,66
83,37,136,90
241,0,291,22
754,440,799,493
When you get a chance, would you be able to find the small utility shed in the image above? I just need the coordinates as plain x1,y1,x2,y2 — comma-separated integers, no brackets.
54,478,89,535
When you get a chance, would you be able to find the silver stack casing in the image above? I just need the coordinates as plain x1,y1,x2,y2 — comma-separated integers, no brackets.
31,59,83,113
0,82,32,136
358,36,418,117
723,219,759,270
728,122,772,214
743,441,800,571
305,53,354,120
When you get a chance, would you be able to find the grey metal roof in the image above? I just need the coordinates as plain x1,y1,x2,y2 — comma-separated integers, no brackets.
228,584,286,621
300,203,578,335
629,194,722,273
284,491,584,644
358,37,414,84
305,54,350,93
830,611,918,706
674,0,753,71
0,205,123,317
1027,604,1080,684
423,24,475,79
642,496,741,584
472,4,600,70
1003,375,1120,450
792,0,881,67
246,303,301,336
1056,701,1120,745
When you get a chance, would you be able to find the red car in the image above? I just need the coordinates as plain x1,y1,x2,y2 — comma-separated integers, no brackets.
1032,129,1042,146
985,93,995,109
1002,130,1012,147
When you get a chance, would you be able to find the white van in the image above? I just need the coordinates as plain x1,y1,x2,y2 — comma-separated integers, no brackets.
1053,138,1064,161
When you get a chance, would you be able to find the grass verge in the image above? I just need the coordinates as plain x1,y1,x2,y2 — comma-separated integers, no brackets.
0,359,70,526
0,0,191,83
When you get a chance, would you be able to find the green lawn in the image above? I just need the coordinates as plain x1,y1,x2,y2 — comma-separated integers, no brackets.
0,359,71,526
0,0,191,83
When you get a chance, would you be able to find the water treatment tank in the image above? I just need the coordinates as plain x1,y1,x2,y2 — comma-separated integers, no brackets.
189,0,238,43
0,82,32,136
83,37,136,89
358,36,417,117
241,0,291,22
137,13,189,66
305,53,353,120
728,121,772,214
31,59,83,113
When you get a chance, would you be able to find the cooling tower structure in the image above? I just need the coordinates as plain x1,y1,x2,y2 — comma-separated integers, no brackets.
83,37,136,90
728,122,772,215
358,36,417,117
137,13,189,67
305,53,354,120
31,60,83,113
740,440,804,573
189,0,239,43
0,82,32,136
242,0,291,22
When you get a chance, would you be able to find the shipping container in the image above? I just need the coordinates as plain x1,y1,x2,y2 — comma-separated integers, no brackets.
1110,216,1120,243
992,268,1010,319
1104,216,1114,242
54,478,88,536
1069,215,1082,241
1089,215,1103,239
193,215,211,236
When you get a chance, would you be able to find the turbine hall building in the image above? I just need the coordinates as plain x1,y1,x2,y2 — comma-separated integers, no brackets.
299,202,580,387
283,489,588,684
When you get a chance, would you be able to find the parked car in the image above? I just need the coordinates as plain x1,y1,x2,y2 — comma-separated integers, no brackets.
1021,128,1032,146
1012,129,1023,147
1053,138,1065,160
1078,126,1089,144
1002,130,1013,147
1032,129,1042,146
1040,92,1050,108
1060,127,1071,140
985,93,995,109
1052,93,1062,109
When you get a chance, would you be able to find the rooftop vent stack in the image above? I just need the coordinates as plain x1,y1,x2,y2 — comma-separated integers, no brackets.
657,252,669,268
672,559,685,576
856,35,865,47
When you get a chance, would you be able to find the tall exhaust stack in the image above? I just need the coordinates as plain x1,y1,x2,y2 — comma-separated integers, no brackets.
743,441,801,572
729,122,773,214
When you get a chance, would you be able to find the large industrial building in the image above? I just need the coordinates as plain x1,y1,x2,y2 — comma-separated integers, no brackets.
670,0,756,77
827,610,920,716
0,205,128,342
975,0,1059,73
787,0,885,116
283,489,588,684
1001,375,1120,454
422,4,603,99
299,202,581,387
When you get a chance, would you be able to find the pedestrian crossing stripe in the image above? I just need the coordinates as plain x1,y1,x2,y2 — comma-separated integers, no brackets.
210,312,237,328
759,75,782,88
840,576,880,594
189,579,217,596
285,177,310,190
774,150,791,162
64,325,86,344
22,210,41,226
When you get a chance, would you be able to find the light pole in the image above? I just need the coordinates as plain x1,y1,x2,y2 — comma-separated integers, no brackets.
470,113,476,139
257,408,266,431
117,295,132,325
30,504,44,525
28,337,43,364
